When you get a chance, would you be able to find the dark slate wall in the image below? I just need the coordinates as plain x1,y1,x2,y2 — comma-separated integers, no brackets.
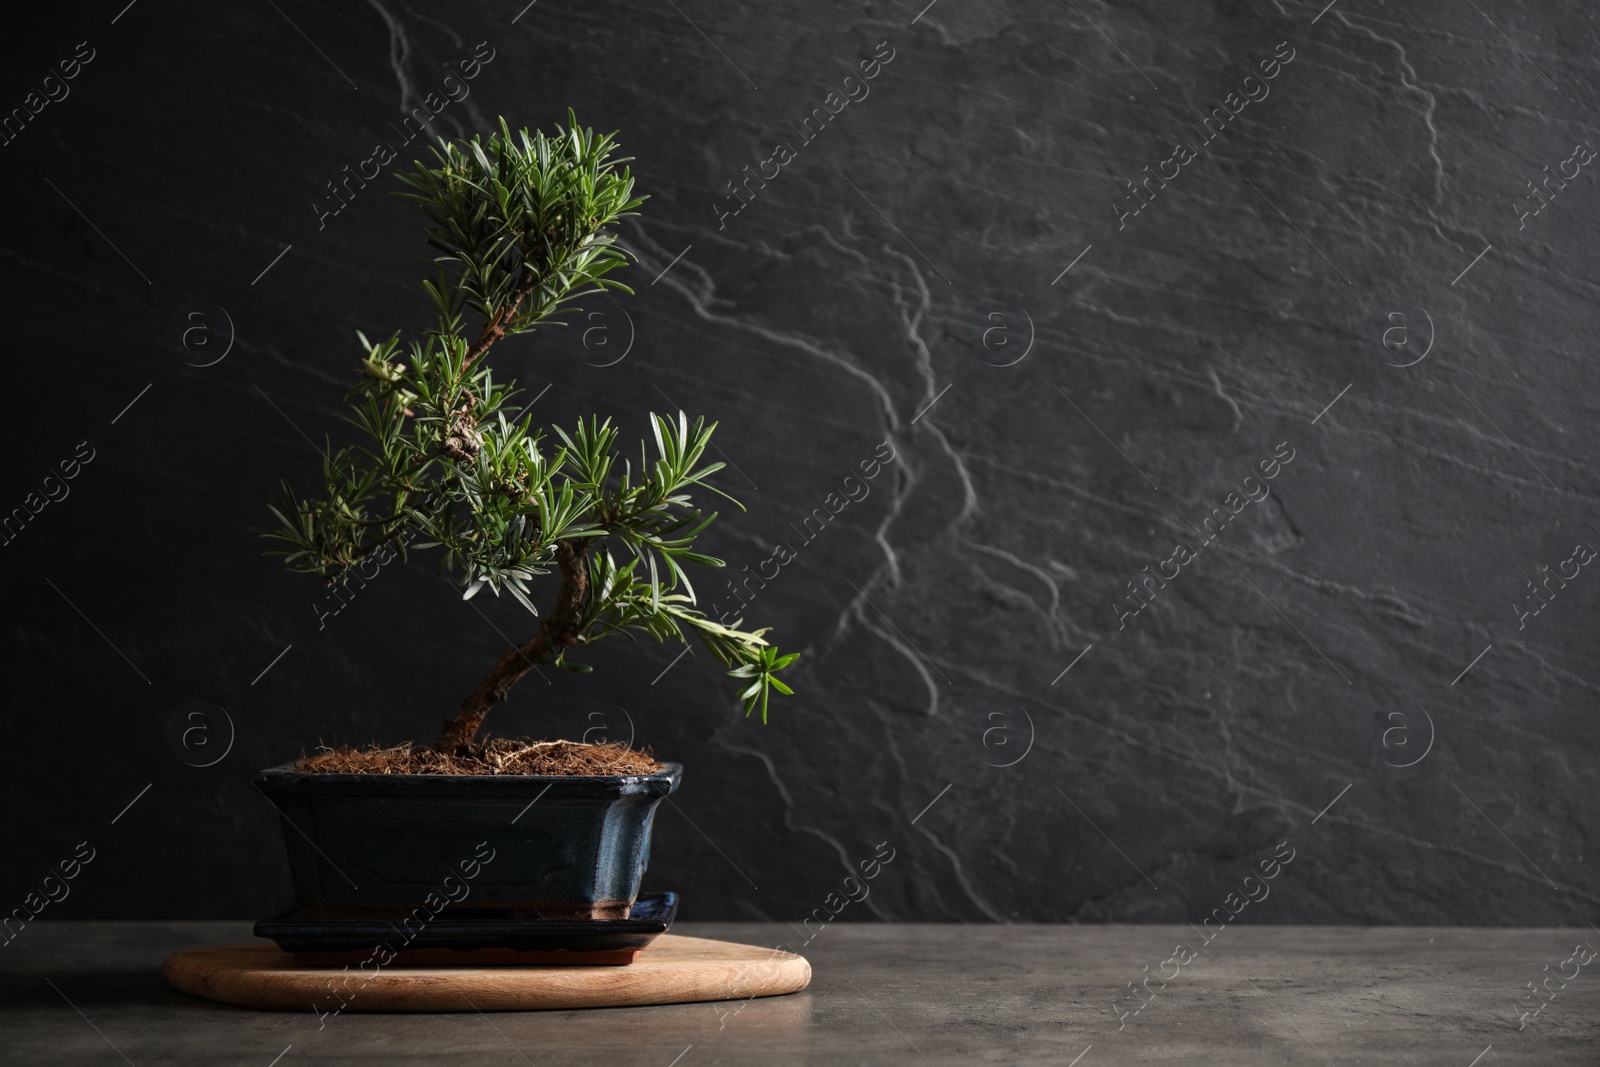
3,0,1596,925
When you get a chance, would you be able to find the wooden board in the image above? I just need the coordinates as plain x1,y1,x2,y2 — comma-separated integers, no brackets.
163,934,810,1013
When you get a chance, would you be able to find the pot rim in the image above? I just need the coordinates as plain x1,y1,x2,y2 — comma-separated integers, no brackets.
254,760,682,798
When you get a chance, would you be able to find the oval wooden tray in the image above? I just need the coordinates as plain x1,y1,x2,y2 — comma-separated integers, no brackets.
163,934,810,1012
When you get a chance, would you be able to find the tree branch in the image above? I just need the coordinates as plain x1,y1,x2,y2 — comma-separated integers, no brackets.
438,537,589,751
462,267,540,369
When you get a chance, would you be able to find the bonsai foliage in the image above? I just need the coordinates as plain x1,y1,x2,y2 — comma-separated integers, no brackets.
265,113,797,752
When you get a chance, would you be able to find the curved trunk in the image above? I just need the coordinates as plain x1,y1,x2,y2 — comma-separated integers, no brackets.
438,539,589,752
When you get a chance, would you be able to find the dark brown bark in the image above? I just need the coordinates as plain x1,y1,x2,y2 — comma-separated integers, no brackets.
435,260,567,753
438,539,589,752
462,270,540,369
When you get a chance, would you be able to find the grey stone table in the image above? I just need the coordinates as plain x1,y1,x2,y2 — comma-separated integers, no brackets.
4,922,1596,1064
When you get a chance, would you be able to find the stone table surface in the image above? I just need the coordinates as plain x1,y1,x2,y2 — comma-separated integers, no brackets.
4,922,1596,1065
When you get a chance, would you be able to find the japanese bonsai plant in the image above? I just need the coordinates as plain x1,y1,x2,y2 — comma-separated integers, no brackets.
256,113,796,922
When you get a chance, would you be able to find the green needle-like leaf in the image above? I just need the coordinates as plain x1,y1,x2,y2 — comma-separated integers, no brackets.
261,112,798,739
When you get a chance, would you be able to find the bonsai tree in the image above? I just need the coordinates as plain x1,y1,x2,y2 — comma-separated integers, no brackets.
265,113,797,759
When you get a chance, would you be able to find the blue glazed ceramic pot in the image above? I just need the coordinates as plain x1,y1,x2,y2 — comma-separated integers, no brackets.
255,761,681,920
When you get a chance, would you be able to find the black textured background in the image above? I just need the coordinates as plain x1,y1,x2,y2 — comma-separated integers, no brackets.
3,0,1596,926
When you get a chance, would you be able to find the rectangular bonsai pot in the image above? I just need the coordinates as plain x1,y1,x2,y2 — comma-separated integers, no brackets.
255,761,681,921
